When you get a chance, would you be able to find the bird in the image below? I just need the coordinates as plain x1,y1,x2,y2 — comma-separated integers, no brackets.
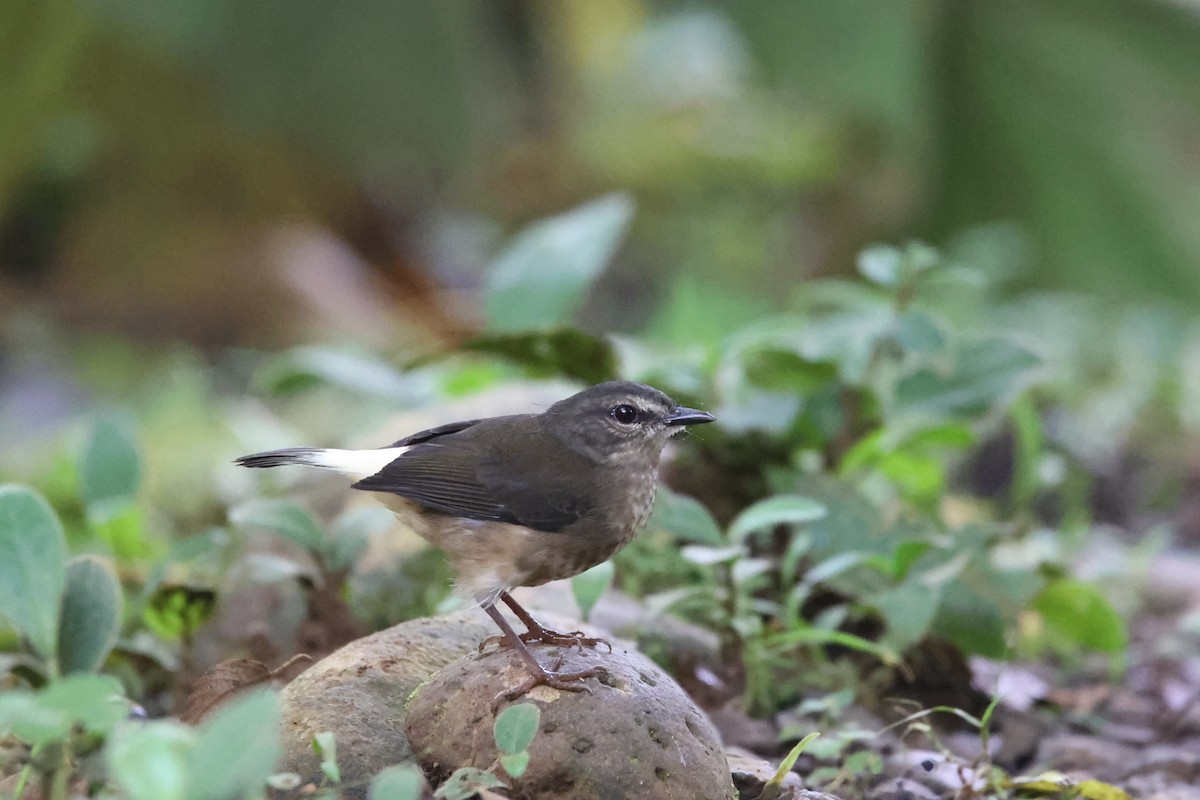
236,380,714,704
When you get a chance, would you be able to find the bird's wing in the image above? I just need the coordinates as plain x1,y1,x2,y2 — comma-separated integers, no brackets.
387,418,483,446
351,422,592,532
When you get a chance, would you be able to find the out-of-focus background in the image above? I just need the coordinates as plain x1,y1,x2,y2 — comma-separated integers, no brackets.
6,0,1200,343
4,3,1200,795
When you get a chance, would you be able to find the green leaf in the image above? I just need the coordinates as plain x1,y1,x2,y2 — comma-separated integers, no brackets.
79,413,141,523
230,499,325,553
187,689,281,800
499,751,530,779
485,193,635,332
646,487,723,545
93,504,156,561
369,763,427,800
857,245,902,286
143,586,217,641
0,692,70,746
890,310,946,356
681,545,744,567
0,485,67,660
872,579,943,652
761,732,820,800
58,555,124,674
493,702,540,756
37,674,127,736
459,328,619,385
434,767,505,800
256,346,420,400
108,720,196,800
571,561,613,623
894,337,1040,419
313,730,340,784
1034,579,1128,653
728,495,827,543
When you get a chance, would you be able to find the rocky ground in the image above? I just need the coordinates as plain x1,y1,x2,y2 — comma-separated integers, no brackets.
216,544,1200,800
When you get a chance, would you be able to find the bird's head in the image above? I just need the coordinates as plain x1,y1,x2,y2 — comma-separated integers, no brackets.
541,381,714,464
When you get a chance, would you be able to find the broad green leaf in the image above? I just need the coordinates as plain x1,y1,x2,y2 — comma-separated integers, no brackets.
894,337,1040,419
0,485,67,660
728,495,827,542
109,720,196,800
872,580,943,652
79,413,141,523
647,487,722,545
58,555,124,674
36,674,127,737
230,499,325,553
0,692,70,746
187,689,281,800
571,561,613,622
1033,579,1128,653
485,193,635,331
931,581,1008,658
493,702,540,755
890,310,946,356
369,763,427,800
256,346,420,400
460,328,619,385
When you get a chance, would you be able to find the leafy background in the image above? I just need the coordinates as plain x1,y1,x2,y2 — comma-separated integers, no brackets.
2,2,1200,799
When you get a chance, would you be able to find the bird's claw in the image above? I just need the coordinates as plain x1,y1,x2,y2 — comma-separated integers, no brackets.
491,663,607,711
479,626,612,654
478,631,609,653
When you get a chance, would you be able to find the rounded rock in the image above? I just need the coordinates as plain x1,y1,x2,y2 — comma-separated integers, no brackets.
276,611,494,788
406,641,735,800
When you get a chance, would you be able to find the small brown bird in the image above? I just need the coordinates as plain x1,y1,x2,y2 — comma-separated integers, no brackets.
236,381,714,702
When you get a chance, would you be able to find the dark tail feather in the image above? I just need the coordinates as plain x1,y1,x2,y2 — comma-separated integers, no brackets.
235,447,323,468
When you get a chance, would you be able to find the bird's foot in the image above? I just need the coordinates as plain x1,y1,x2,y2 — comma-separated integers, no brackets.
479,624,611,653
491,654,607,710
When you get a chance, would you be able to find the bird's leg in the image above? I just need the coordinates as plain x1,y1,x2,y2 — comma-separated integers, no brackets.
502,592,613,651
478,592,612,653
482,603,605,709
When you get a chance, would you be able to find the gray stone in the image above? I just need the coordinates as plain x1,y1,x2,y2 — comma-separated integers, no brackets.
406,639,736,800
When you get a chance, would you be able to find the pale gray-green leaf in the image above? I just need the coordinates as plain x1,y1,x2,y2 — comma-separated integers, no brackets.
58,555,124,674
109,720,196,800
0,484,67,660
485,193,635,332
647,486,722,545
370,763,427,800
728,495,827,543
230,499,325,553
894,337,1039,419
79,413,140,522
187,689,281,800
493,702,540,755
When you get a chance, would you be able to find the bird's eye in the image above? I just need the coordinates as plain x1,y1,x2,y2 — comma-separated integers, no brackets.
610,404,639,425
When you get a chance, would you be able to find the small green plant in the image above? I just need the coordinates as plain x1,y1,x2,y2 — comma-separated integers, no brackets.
433,702,542,800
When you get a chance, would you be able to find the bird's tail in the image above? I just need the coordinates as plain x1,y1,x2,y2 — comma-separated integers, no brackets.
235,446,409,479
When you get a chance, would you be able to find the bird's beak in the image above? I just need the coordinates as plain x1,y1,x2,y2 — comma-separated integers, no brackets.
664,406,716,427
